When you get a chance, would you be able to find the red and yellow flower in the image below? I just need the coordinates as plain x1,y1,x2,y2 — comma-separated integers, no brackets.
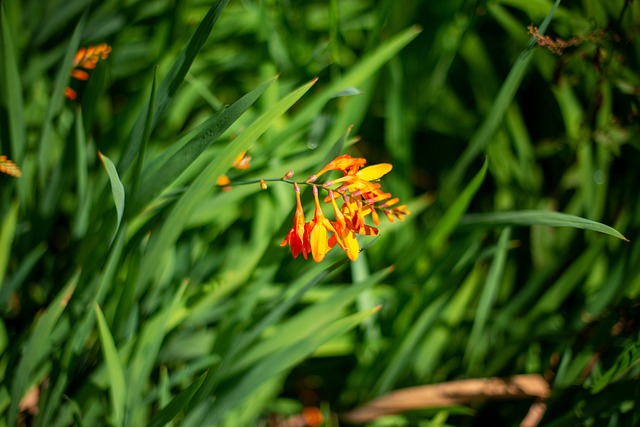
280,154,409,262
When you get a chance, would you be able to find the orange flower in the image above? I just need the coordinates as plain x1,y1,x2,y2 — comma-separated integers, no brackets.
308,185,340,262
231,151,251,170
306,154,366,182
280,183,310,260
0,155,22,178
65,43,112,100
281,154,408,262
215,151,252,190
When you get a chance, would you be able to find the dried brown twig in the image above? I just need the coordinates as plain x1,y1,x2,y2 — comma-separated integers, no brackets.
341,374,550,424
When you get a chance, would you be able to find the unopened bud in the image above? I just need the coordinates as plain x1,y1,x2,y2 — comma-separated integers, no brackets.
306,175,318,183
260,179,268,190
322,181,333,187
283,170,295,180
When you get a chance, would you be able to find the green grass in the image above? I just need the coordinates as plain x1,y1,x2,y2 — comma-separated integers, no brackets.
1,0,639,426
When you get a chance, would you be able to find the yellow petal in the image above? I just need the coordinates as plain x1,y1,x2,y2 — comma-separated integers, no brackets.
310,224,329,262
343,231,360,261
356,163,392,181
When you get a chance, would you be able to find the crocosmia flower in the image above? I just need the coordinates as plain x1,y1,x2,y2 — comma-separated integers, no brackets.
281,154,409,262
65,43,112,100
0,155,22,178
280,183,311,260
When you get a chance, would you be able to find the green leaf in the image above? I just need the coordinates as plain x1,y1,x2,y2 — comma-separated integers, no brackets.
73,106,89,238
427,158,488,251
203,306,381,424
134,76,275,212
443,0,561,196
280,25,422,141
0,4,26,163
129,68,157,210
374,292,452,396
135,78,317,294
591,332,640,393
0,200,19,288
461,210,628,241
126,282,187,421
8,272,78,426
98,151,126,245
465,227,512,371
230,266,393,374
37,12,86,186
94,304,127,427
147,372,208,427
0,243,46,308
118,0,231,172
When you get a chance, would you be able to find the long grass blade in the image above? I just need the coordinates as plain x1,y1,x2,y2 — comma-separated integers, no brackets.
0,5,26,163
134,76,275,212
465,227,512,371
118,0,230,172
461,210,628,241
94,304,127,427
135,78,317,294
203,306,381,424
147,372,208,427
426,158,488,251
7,272,78,426
443,0,561,196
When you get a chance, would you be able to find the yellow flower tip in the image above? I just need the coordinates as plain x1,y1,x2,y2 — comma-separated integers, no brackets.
260,179,268,190
388,264,396,273
283,170,295,180
373,304,382,313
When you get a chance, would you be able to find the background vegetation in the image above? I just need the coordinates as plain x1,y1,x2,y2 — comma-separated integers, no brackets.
1,0,639,425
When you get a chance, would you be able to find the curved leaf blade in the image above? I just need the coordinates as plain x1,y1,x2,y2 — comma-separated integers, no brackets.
98,151,125,244
94,304,127,427
461,210,628,241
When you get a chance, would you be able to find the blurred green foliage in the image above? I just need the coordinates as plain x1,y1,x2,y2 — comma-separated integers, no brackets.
0,0,639,426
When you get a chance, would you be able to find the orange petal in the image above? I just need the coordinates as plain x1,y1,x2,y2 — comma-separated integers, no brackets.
71,69,89,80
64,87,77,100
216,174,231,186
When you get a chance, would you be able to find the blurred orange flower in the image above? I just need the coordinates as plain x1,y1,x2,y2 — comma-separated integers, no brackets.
65,43,112,100
0,155,22,178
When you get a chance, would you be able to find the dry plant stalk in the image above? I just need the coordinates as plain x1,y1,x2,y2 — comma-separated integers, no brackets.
341,374,550,424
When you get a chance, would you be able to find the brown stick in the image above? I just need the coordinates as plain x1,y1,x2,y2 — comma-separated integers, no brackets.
341,374,550,424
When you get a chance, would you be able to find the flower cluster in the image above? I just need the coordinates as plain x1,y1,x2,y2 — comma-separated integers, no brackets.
281,154,408,262
0,155,22,178
65,43,112,100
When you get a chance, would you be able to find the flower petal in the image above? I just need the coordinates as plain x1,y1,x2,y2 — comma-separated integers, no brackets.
356,163,392,181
